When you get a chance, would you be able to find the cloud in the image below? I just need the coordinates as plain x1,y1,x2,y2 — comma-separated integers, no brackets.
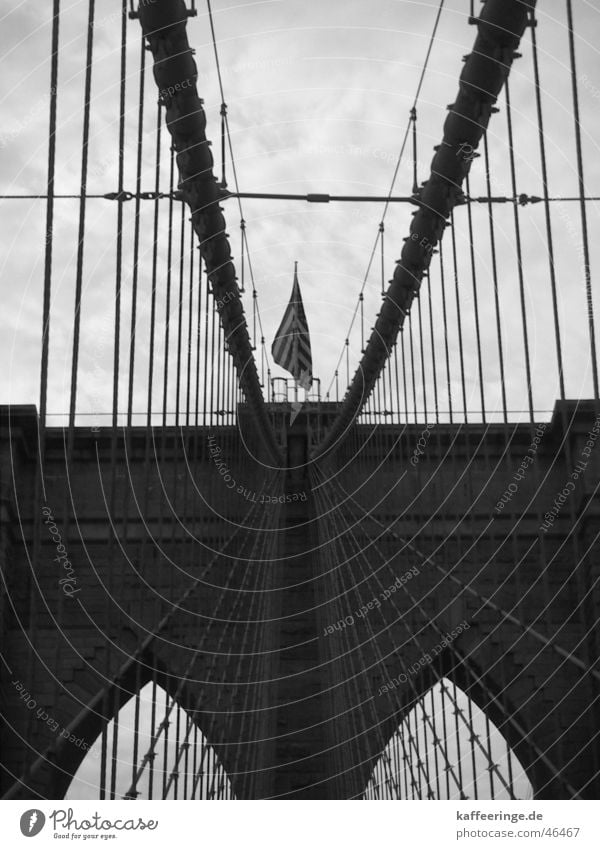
1,0,599,419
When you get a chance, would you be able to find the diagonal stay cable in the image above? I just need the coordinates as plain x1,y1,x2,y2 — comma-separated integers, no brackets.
0,478,275,800
206,0,273,375
325,0,446,398
315,0,536,457
137,0,281,462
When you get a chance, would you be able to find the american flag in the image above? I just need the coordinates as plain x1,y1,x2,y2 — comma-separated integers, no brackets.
271,263,313,391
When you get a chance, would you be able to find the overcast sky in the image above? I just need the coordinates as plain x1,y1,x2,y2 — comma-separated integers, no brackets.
1,0,599,423
2,0,599,800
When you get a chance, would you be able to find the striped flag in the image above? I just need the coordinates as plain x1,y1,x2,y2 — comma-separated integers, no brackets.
271,262,313,391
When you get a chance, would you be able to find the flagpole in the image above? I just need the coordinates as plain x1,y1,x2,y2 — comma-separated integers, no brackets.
272,258,312,424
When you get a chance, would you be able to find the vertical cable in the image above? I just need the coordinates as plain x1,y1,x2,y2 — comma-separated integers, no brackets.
408,314,417,422
440,680,451,798
563,1,600,775
417,293,428,422
69,0,95,428
148,670,158,798
216,318,223,427
173,702,181,799
209,290,216,426
52,0,95,716
162,151,175,425
450,680,466,798
239,218,245,293
175,203,185,425
379,221,385,295
466,690,479,799
111,0,127,428
566,0,599,400
38,0,60,433
220,102,227,186
484,711,495,799
426,269,439,424
529,18,564,400
109,689,120,799
464,176,486,421
126,35,145,426
202,265,210,426
505,80,534,418
482,135,507,417
411,106,418,193
345,338,350,389
146,103,162,427
449,212,467,421
186,218,194,425
161,689,170,798
252,287,257,350
130,664,142,798
195,248,203,425
438,242,453,423
400,328,409,424
26,0,61,768
102,0,128,799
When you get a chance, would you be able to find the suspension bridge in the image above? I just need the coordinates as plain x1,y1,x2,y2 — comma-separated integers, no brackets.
0,0,599,800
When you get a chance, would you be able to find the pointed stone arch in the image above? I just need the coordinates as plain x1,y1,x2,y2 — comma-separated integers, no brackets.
359,641,582,799
3,649,237,800
363,667,534,800
65,676,235,800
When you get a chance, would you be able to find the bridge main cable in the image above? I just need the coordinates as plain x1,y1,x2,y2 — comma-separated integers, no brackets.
313,0,535,458
137,0,282,463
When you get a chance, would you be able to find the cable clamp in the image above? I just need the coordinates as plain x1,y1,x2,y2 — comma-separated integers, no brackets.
518,193,542,206
103,191,133,202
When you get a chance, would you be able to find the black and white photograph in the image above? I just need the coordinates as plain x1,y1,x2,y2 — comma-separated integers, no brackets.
0,0,599,844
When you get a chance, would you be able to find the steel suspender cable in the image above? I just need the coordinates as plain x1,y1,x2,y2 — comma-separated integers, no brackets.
53,0,96,725
205,0,274,386
565,0,599,402
24,0,61,773
325,0,446,399
315,0,535,457
127,32,145,427
137,0,281,463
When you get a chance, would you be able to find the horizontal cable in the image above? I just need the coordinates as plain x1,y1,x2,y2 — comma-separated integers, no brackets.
4,192,598,204
219,192,600,206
